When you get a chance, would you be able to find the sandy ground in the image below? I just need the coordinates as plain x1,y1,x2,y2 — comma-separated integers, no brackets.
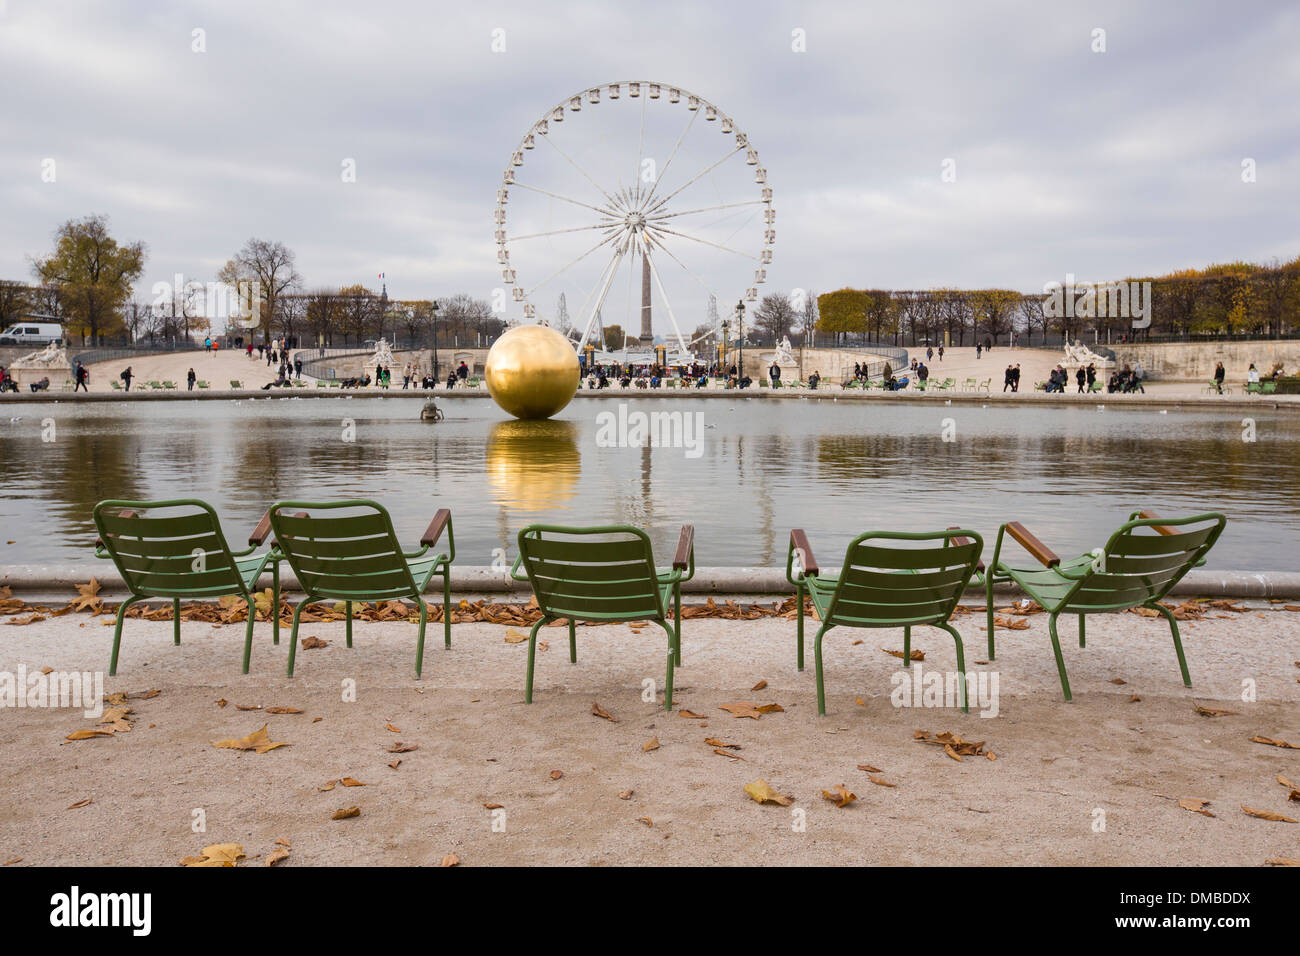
84,349,310,392
1,602,1297,866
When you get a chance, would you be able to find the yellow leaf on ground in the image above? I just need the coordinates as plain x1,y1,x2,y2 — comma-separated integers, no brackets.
331,807,360,820
65,729,113,741
744,779,794,806
591,702,617,721
212,724,288,754
1241,805,1297,823
821,784,858,808
266,847,290,866
341,777,366,787
1195,704,1239,717
504,628,528,643
1251,736,1298,749
642,738,659,752
66,798,93,809
441,853,460,867
1178,798,1215,817
719,701,785,719
751,679,767,691
182,843,245,867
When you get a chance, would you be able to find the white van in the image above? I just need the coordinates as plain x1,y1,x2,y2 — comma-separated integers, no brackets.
0,322,63,346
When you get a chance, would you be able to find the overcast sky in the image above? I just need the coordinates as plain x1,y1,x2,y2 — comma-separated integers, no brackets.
2,0,1298,331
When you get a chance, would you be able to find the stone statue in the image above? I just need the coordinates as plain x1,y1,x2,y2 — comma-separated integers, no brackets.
372,338,396,368
1062,338,1112,368
774,336,795,365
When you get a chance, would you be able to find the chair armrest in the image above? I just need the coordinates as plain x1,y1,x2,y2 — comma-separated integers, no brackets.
1135,510,1179,536
672,524,694,576
509,551,529,582
945,526,985,573
421,509,452,549
1004,521,1060,568
248,510,272,547
787,529,819,585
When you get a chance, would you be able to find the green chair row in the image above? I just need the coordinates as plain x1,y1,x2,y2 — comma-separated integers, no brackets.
92,501,1224,714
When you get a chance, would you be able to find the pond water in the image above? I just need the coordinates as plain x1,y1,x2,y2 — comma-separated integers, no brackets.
0,396,1296,570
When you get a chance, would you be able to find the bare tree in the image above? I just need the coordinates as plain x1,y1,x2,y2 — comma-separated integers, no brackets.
751,292,795,343
217,238,301,341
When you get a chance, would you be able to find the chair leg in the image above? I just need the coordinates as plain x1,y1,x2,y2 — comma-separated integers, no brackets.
938,622,969,713
345,600,353,648
242,601,256,675
173,598,181,645
415,599,428,678
796,582,805,671
524,617,548,703
1078,613,1086,648
658,619,675,711
985,574,996,659
903,625,912,666
1048,612,1072,701
1153,602,1192,687
272,562,280,645
286,600,308,677
108,596,141,676
442,569,452,648
568,619,577,663
673,585,682,666
814,624,832,716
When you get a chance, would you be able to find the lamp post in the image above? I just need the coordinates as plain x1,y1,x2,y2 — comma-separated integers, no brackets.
734,299,746,386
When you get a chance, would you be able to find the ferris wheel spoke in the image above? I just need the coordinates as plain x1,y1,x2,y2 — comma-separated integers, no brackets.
645,233,722,304
644,145,745,213
510,180,621,218
574,243,628,352
507,222,621,243
634,92,648,205
538,132,621,208
526,228,624,296
642,108,699,208
650,224,760,261
647,199,766,221
641,245,690,355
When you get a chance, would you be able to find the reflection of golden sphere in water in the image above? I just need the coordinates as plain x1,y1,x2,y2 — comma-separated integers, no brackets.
484,325,580,420
484,419,580,512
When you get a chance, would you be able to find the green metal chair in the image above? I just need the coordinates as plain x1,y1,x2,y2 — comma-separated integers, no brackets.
93,499,280,675
980,510,1227,700
510,524,695,710
787,528,983,715
268,500,454,677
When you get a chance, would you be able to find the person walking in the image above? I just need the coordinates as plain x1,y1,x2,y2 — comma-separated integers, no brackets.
457,361,469,382
74,362,89,392
926,346,934,363
937,345,944,362
1076,366,1087,393
976,342,982,359
204,336,212,353
294,357,303,379
187,367,197,391
121,366,134,391
1132,360,1145,394
769,361,780,388
1012,364,1021,392
1214,361,1226,394
1003,364,1014,392
1086,363,1097,391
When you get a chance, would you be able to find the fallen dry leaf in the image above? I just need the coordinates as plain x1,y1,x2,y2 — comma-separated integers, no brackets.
504,628,528,644
181,843,245,867
744,778,794,806
441,853,460,867
300,636,329,650
1266,857,1300,866
591,701,617,722
212,724,287,754
677,709,705,719
1241,805,1297,823
265,847,290,867
821,784,858,808
483,802,504,810
718,701,785,719
1251,736,1298,749
387,760,401,770
636,817,653,827
387,742,418,753
642,737,660,752
549,770,563,780
385,723,401,733
882,648,925,661
1195,704,1239,717
618,789,633,800
857,763,884,774
705,738,740,750
1178,798,1215,817
867,774,896,788
751,679,768,691
331,807,360,820
66,798,93,810
341,777,366,787
713,748,745,760
65,729,113,741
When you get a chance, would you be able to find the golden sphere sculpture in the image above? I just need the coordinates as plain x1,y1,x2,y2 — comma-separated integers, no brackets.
484,324,580,420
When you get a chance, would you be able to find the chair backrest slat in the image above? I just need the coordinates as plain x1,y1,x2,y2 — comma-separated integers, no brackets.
93,500,244,599
518,525,663,622
825,532,982,627
269,501,415,600
1062,512,1226,613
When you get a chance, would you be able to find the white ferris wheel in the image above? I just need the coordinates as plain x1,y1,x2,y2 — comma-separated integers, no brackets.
495,80,775,361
